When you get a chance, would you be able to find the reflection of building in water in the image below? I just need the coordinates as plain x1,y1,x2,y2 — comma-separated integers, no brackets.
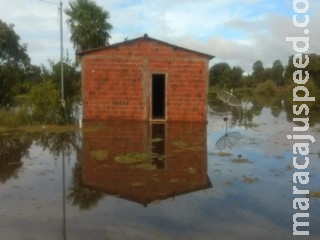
82,121,211,206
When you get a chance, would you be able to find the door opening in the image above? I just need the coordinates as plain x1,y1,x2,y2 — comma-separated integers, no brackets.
151,74,166,120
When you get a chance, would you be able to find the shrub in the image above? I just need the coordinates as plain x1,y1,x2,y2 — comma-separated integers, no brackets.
254,80,280,96
286,79,319,108
28,80,62,124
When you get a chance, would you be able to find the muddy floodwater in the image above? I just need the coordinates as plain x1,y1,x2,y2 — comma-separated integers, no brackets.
1,95,320,240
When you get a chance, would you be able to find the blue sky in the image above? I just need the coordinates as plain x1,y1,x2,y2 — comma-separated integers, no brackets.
1,0,319,72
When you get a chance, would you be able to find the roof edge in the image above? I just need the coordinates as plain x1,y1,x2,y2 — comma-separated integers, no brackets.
77,34,215,60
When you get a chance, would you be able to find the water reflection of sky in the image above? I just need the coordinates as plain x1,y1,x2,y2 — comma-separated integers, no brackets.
0,100,320,240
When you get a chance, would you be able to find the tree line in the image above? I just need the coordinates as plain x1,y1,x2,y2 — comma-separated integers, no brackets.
209,55,320,89
0,0,112,125
1,0,319,124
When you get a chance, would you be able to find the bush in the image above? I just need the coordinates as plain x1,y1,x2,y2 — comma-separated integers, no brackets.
0,105,32,127
254,80,280,96
286,79,319,108
28,80,62,124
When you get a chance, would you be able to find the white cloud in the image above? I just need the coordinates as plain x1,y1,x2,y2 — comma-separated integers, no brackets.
1,0,319,72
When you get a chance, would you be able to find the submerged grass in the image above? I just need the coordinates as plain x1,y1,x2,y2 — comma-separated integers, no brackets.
309,191,320,198
172,140,203,152
217,152,233,157
115,152,151,164
115,152,164,171
0,124,79,134
231,158,252,164
242,175,259,184
90,150,109,161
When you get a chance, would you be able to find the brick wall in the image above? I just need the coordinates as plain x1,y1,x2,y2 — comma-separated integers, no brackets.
81,37,210,122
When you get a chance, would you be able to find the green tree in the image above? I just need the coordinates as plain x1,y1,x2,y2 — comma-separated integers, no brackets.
304,53,320,86
272,60,284,86
230,66,243,88
43,57,81,101
0,19,30,107
28,80,61,124
65,0,113,52
284,54,320,86
0,20,30,66
209,63,230,86
252,60,264,84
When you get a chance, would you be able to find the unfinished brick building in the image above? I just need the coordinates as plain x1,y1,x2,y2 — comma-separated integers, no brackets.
79,34,214,122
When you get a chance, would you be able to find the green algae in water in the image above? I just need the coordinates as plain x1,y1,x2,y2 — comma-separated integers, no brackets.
173,141,188,149
218,152,233,157
242,175,259,184
133,162,157,171
231,158,252,164
309,191,320,198
131,182,146,187
90,150,109,161
187,167,197,175
172,140,203,152
151,138,163,143
115,152,151,164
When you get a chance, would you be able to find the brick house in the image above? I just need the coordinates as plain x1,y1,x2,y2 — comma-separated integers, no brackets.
78,34,214,122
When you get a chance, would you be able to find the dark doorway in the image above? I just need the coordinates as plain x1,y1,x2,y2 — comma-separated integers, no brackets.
152,74,166,120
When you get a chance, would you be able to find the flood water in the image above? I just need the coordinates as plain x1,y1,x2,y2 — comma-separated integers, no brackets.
1,94,320,240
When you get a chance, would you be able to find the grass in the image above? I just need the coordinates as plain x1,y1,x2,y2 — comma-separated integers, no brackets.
0,124,79,134
0,107,31,128
0,124,79,133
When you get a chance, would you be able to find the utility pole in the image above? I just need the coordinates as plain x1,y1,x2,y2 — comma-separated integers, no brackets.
40,1,66,238
40,0,65,107
59,1,65,108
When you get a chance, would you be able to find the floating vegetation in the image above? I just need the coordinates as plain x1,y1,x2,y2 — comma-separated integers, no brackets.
172,140,203,152
151,199,161,205
217,152,233,157
286,165,293,171
231,158,252,164
187,167,197,175
225,180,233,187
90,150,109,161
131,182,146,187
133,162,157,171
115,152,151,164
309,191,320,198
243,122,259,128
173,140,188,149
151,138,163,143
242,175,259,184
269,168,285,177
115,152,163,171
